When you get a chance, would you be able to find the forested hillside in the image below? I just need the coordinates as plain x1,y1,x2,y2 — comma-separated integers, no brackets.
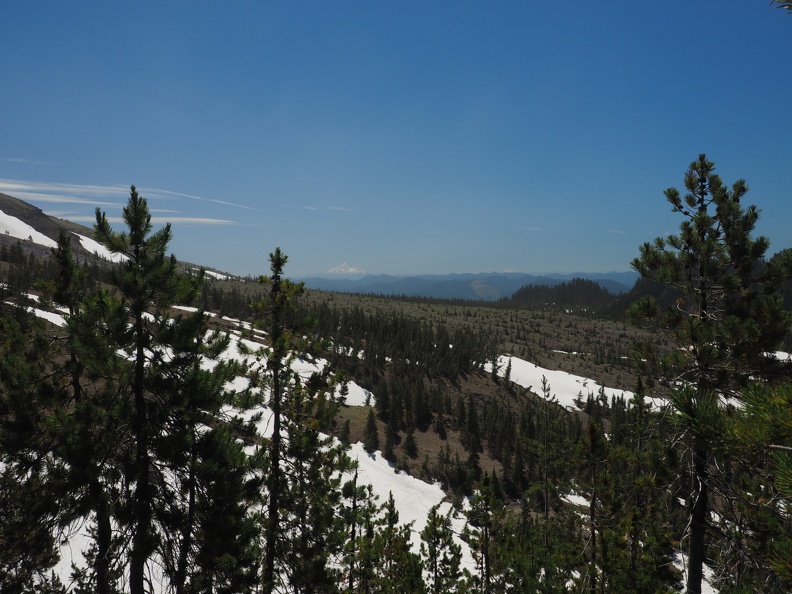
1,157,792,593
505,277,618,313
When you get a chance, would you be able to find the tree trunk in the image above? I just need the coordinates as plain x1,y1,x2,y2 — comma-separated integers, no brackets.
130,313,151,594
263,362,281,594
91,478,112,594
590,461,597,594
686,445,709,594
175,445,197,594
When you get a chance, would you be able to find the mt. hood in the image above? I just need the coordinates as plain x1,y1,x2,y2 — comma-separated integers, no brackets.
326,262,367,275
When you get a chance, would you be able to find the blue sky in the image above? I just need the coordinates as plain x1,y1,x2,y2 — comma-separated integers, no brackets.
2,2,791,277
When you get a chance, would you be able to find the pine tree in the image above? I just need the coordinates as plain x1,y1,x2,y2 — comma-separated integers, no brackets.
47,230,121,594
94,186,258,593
94,186,183,594
630,155,792,593
364,408,380,454
339,419,351,445
420,505,462,594
0,310,65,593
583,418,607,593
503,357,512,390
605,379,677,593
725,382,792,590
1,235,127,593
405,426,418,458
154,319,256,594
383,423,396,462
249,247,354,593
464,474,502,593
370,492,425,593
340,472,380,593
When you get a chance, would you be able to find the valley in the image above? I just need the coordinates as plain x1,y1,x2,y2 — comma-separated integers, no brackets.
1,187,790,593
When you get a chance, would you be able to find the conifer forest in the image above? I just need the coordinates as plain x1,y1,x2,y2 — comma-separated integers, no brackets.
1,155,792,593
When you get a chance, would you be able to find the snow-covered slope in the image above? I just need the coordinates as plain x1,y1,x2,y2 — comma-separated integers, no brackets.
72,232,128,263
0,208,58,248
487,354,637,409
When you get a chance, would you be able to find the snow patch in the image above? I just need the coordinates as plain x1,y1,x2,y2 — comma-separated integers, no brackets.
5,302,67,327
672,551,719,594
340,381,372,407
487,355,640,410
348,442,475,573
562,493,591,508
0,208,57,247
72,233,128,263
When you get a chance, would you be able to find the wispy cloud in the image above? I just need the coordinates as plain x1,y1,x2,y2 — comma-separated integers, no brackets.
7,191,120,207
0,179,253,211
153,217,235,225
141,187,254,210
302,204,351,212
68,216,236,225
0,157,59,166
607,229,627,235
0,179,129,199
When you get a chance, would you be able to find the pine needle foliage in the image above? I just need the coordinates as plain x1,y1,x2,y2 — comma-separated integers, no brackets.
630,155,792,593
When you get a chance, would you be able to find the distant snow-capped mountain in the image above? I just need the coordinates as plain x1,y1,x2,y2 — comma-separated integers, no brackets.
326,262,367,275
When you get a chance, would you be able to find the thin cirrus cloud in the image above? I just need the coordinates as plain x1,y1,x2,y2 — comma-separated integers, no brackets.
0,179,253,211
148,187,254,211
0,157,59,166
0,178,250,226
67,216,236,225
8,191,120,207
302,205,351,212
0,179,130,199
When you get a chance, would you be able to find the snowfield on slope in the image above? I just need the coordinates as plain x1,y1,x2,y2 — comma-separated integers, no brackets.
0,208,57,248
72,232,129,263
486,354,641,409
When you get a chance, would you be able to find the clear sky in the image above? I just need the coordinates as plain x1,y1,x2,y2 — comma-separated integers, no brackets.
2,2,791,278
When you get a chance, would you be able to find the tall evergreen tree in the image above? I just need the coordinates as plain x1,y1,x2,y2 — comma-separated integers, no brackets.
364,408,380,454
0,234,124,593
0,309,65,593
94,186,257,593
420,505,462,594
94,186,183,594
47,230,121,594
250,247,354,593
630,155,792,593
370,492,425,593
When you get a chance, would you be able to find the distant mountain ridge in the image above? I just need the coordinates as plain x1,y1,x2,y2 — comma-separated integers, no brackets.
0,191,638,300
298,271,638,301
